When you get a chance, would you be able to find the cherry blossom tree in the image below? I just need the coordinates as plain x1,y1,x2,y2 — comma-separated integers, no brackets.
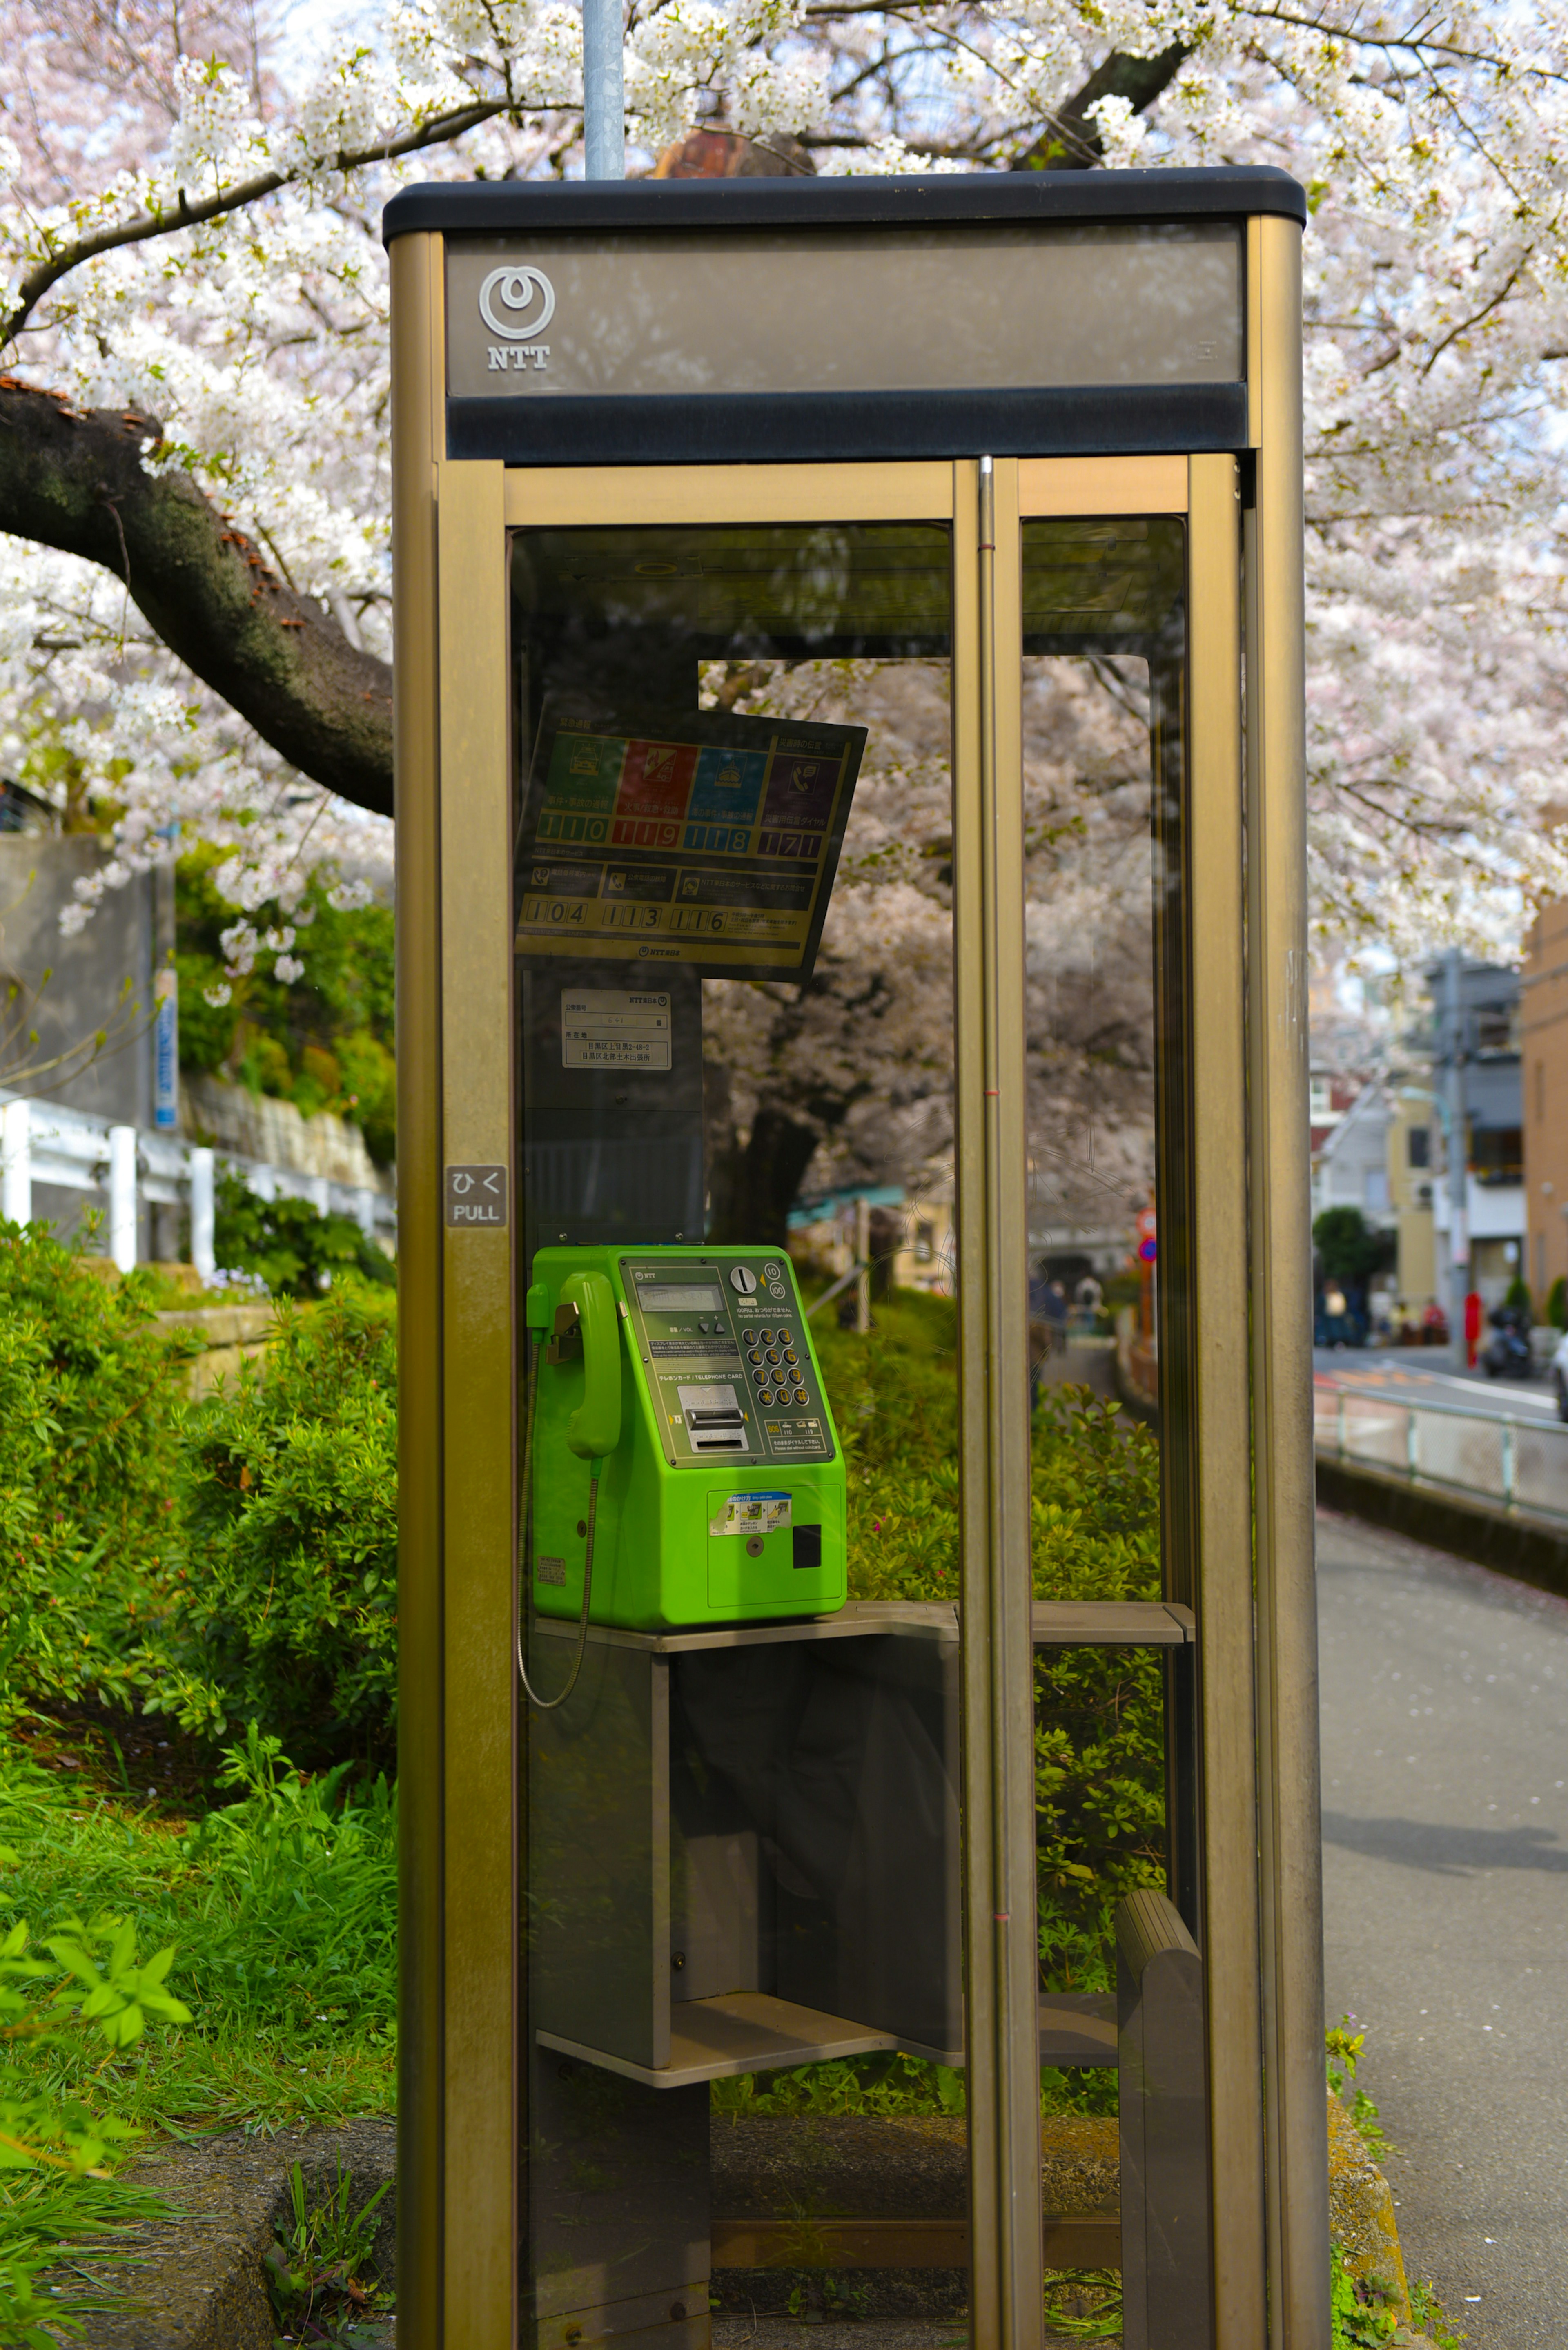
2,0,1567,1190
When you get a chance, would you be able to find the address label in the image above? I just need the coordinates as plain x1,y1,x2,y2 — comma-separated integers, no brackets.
561,988,672,1070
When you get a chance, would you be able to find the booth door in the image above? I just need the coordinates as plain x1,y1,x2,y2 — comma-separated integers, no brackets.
436,452,1258,2349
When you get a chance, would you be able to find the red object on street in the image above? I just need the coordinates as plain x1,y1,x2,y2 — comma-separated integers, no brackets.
1464,1289,1483,1367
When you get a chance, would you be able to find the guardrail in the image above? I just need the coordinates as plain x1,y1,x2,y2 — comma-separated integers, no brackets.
0,1087,396,1278
1314,1377,1568,1525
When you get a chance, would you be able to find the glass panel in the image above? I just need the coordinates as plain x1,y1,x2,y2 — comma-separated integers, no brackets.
1021,517,1205,2334
511,519,964,2341
446,222,1243,400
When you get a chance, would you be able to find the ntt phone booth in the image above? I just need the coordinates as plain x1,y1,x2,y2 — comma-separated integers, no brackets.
387,169,1325,2350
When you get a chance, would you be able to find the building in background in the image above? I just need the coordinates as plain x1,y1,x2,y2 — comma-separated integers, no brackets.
1384,1086,1438,1315
1521,900,1568,1311
1311,1083,1390,1223
1309,1062,1362,1157
1425,955,1523,1323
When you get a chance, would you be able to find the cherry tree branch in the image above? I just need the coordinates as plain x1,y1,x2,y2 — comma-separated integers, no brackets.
2,98,509,347
0,378,393,815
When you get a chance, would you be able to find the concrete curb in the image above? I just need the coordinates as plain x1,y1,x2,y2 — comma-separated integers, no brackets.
1315,1455,1568,1601
51,2119,395,2350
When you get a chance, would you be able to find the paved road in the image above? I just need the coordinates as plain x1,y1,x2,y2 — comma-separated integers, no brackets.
1314,1347,1560,1422
1319,1508,1568,2347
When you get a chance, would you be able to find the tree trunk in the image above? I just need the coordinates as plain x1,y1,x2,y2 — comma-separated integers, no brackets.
708,1100,825,1246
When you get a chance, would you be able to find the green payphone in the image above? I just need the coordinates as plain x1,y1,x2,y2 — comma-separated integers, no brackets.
525,1244,846,1632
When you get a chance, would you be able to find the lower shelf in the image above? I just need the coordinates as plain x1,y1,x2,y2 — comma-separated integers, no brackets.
540,1988,1118,2088
539,1991,899,2088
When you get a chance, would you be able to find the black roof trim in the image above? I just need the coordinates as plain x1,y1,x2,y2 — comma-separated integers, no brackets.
447,382,1248,466
384,166,1305,243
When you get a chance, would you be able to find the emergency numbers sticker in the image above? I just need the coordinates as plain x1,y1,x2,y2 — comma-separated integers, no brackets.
710,1491,792,1538
561,989,672,1070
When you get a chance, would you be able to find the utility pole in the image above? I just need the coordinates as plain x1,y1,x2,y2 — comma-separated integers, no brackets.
1443,948,1469,1363
582,0,625,179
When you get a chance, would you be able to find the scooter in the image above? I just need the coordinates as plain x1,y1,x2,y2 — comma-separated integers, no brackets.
1480,1311,1534,1380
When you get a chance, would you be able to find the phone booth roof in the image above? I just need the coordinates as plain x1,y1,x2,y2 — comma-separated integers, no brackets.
383,167,1305,466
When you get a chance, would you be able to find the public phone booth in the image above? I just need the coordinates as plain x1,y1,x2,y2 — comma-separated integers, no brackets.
386,167,1326,2350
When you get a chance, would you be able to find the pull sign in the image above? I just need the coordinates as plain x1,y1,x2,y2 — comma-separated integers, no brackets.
445,1164,508,1227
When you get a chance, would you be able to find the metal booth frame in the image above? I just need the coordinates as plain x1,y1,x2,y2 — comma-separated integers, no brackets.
390,178,1324,2350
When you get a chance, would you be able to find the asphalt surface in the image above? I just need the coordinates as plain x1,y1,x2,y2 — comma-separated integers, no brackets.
1319,1507,1568,2347
1314,1347,1562,1422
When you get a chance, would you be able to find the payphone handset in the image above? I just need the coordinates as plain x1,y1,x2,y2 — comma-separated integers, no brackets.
521,1246,847,1674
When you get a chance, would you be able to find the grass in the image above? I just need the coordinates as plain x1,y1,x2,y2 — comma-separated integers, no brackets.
0,1727,394,2143
0,1719,394,2343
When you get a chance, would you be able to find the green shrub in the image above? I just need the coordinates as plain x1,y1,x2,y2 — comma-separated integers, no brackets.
813,1289,1166,2037
176,853,396,1165
214,1171,394,1300
0,1226,197,1708
1548,1275,1568,1331
142,1283,398,1772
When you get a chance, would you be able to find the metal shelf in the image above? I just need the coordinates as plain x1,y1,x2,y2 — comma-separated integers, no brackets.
540,1988,1119,2088
535,1597,1194,1652
539,1992,899,2089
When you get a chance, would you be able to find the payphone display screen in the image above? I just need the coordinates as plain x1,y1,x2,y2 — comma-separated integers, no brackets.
514,703,866,977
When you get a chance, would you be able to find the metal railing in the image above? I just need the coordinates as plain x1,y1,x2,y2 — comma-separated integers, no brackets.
0,1087,396,1278
1314,1377,1568,1525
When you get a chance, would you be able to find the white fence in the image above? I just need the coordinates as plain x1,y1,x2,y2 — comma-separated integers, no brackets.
0,1087,396,1280
1314,1378,1568,1525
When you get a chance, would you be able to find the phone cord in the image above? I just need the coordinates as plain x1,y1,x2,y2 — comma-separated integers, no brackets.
515,1338,600,1712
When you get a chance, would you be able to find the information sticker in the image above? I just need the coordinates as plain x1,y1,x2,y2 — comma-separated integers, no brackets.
516,700,866,982
709,1491,793,1538
561,989,673,1070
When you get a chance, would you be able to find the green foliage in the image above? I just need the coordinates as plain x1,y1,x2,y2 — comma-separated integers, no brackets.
0,1225,197,1708
1326,2016,1396,2161
1503,1275,1532,1318
0,1842,192,2350
213,1170,394,1300
265,2160,391,2344
143,1292,399,1772
1313,1208,1397,1289
712,2052,966,2119
752,1292,1166,2122
0,2169,176,2350
1408,2277,1466,2349
176,852,396,1164
1028,1387,1165,2009
0,1735,394,2139
1043,2269,1122,2338
1547,1276,1567,1331
1330,2243,1401,2348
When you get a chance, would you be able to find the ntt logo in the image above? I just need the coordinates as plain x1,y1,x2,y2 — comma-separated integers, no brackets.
480,265,555,376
